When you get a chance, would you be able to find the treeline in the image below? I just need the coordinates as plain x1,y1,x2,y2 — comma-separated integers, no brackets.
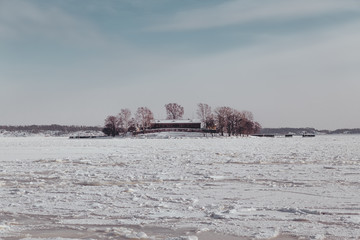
260,128,317,135
103,103,261,136
260,128,360,135
325,128,360,134
0,125,102,133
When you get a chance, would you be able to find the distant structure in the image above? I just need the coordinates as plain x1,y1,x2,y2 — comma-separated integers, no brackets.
150,119,201,129
132,119,214,135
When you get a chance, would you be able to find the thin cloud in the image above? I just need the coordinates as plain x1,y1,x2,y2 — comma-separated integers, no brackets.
137,21,360,128
148,0,360,31
0,0,105,46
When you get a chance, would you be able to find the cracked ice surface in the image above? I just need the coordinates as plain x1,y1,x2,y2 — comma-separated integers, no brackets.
0,135,359,239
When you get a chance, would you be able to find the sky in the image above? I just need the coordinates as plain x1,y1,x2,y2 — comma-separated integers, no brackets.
1,0,360,130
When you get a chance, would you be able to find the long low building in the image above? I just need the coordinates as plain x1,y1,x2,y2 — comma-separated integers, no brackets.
150,119,201,129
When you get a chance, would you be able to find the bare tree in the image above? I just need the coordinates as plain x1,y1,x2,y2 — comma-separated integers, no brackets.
214,108,257,136
103,115,119,137
117,108,132,133
224,107,239,136
253,121,262,134
165,103,184,120
242,110,254,121
135,107,154,132
234,111,258,135
127,118,137,133
232,110,244,136
214,106,232,136
197,103,212,128
102,104,261,136
205,114,216,130
243,120,254,136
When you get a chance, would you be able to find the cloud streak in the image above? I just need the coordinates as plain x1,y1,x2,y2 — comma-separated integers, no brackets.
130,20,360,128
149,0,360,31
1,0,359,129
0,0,105,46
2,18,359,128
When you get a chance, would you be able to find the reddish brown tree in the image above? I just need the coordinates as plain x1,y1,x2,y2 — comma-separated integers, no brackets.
214,106,232,136
197,103,212,128
242,110,254,121
205,114,216,130
253,121,262,134
135,107,154,132
103,115,119,136
243,120,255,136
214,108,259,136
127,118,137,132
165,103,184,120
232,110,244,136
117,108,132,133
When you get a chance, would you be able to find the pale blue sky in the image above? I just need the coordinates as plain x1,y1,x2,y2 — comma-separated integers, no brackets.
1,0,360,129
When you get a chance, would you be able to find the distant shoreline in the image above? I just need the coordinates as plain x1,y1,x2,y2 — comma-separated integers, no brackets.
260,127,360,135
1,125,360,137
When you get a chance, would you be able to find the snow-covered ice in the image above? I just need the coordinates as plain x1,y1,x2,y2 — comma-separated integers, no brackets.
0,135,359,239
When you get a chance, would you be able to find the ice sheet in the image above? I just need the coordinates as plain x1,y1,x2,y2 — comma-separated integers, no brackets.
0,135,359,239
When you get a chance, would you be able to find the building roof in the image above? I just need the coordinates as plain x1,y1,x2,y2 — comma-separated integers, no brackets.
151,119,201,124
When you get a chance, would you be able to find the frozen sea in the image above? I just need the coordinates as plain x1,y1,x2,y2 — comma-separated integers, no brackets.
0,135,359,240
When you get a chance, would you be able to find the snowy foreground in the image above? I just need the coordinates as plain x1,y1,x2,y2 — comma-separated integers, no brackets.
0,135,359,240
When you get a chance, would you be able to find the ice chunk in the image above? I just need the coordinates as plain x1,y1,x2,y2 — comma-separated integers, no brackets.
165,236,198,240
254,227,280,239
